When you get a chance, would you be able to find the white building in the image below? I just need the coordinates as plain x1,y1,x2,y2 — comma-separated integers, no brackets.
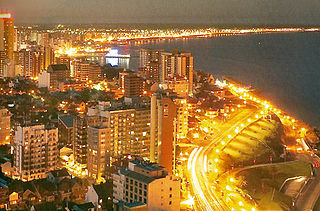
38,69,50,88
113,160,180,211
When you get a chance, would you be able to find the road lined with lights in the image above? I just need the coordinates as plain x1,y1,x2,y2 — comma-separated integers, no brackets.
188,109,258,210
188,78,312,210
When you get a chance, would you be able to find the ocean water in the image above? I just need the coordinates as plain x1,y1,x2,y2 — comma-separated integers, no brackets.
116,32,320,128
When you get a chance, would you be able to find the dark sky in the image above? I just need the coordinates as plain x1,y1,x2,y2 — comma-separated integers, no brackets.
2,0,320,25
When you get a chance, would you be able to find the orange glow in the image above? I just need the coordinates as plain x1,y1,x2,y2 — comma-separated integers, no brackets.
0,13,11,19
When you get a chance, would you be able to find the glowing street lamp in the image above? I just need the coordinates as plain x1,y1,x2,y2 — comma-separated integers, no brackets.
226,185,232,191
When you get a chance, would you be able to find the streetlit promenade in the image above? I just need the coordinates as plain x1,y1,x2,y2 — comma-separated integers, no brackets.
185,79,317,210
188,109,257,210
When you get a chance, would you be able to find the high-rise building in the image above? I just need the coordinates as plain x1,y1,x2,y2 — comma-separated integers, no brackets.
142,61,160,84
73,115,88,174
0,107,11,145
74,61,101,83
139,49,193,95
175,99,189,140
0,51,6,77
0,13,14,77
113,160,180,211
17,48,53,77
17,49,33,76
119,70,143,97
67,113,103,177
150,91,177,173
160,52,193,95
87,102,151,159
38,64,70,91
13,124,58,181
150,90,189,173
74,61,90,82
31,50,44,77
88,62,102,83
87,126,111,182
43,46,55,69
58,115,74,148
41,32,50,47
56,55,71,73
139,49,162,69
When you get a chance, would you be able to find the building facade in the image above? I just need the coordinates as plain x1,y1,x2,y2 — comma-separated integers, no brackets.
73,115,88,174
139,49,193,95
119,70,143,97
150,91,190,173
58,115,74,148
87,126,110,182
113,160,180,211
0,107,11,145
87,105,150,159
0,13,14,77
13,124,58,181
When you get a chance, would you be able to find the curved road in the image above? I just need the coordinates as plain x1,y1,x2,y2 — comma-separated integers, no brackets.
188,109,257,210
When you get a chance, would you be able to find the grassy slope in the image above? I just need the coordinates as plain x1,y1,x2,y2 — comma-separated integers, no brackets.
217,118,284,171
236,161,311,210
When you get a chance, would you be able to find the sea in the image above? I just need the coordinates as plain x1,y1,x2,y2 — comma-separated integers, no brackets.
111,32,320,128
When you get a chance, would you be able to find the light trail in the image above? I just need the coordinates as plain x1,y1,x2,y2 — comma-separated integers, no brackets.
204,155,208,173
188,109,257,210
190,147,214,211
188,148,198,170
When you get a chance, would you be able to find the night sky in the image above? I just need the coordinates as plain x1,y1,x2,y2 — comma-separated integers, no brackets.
2,0,320,25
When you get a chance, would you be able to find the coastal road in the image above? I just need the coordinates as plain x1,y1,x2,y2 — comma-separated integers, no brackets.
294,152,320,210
188,109,256,210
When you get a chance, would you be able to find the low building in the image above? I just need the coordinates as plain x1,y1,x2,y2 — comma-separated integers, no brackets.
66,202,95,211
46,168,70,184
30,202,57,211
85,182,113,210
0,185,9,209
113,160,180,211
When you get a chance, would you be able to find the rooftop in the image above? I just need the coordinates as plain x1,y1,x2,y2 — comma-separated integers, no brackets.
117,200,146,208
119,168,156,184
47,168,70,178
93,182,112,198
59,115,74,128
131,160,164,172
48,64,68,72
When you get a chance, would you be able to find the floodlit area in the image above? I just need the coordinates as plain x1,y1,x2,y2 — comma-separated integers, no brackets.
216,118,283,170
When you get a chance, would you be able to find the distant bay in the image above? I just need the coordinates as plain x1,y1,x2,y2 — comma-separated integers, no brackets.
115,32,320,128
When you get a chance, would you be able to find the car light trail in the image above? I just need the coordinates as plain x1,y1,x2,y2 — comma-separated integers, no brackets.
204,155,208,173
